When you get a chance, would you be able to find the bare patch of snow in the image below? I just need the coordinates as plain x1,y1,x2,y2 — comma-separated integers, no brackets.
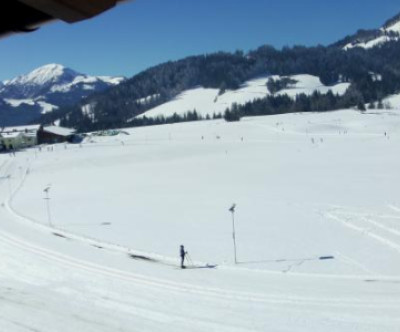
4,98,35,107
37,101,59,114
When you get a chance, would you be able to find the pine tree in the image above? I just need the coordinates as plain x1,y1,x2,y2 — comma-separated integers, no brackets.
357,101,366,111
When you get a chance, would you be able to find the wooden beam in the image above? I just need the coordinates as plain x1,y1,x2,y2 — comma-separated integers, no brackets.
18,0,119,23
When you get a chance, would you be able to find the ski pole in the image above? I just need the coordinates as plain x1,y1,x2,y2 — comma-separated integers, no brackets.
186,252,193,266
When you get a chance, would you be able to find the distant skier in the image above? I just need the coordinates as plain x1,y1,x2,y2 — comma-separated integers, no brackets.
180,245,187,269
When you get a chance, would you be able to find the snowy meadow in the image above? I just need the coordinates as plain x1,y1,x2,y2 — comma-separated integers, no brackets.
1,109,400,331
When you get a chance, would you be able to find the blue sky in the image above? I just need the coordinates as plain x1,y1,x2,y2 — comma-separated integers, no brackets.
0,0,399,81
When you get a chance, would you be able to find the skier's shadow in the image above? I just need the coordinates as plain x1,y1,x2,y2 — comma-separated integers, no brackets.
237,256,334,265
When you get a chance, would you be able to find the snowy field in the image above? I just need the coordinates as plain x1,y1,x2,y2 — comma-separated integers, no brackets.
1,109,400,331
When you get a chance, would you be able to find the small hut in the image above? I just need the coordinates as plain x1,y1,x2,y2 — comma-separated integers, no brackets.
37,125,76,144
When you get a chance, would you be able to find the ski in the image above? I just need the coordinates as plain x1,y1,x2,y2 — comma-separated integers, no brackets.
176,264,217,270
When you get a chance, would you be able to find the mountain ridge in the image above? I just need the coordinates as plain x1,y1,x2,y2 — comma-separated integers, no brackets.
0,64,125,126
333,12,400,50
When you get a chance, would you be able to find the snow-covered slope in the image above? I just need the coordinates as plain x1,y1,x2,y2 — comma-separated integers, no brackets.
277,74,350,97
344,34,399,50
384,93,400,109
137,75,350,119
343,16,400,50
1,109,399,331
0,64,125,125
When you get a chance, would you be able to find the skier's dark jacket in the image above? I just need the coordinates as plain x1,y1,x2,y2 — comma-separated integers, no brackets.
180,246,185,258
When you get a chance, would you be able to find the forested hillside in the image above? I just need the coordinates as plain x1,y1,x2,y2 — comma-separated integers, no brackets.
40,14,400,132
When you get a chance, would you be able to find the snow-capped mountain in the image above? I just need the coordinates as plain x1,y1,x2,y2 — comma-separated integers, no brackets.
339,14,400,50
0,64,125,126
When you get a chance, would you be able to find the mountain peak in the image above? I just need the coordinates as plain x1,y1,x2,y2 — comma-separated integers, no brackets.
6,63,79,87
36,63,65,71
0,64,125,125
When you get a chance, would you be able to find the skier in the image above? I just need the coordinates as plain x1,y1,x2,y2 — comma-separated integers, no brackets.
180,245,187,269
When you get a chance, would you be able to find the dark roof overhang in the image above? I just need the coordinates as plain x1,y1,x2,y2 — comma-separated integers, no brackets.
0,0,129,39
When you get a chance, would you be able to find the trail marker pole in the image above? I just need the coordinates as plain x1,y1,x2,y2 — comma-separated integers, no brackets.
43,186,52,227
7,175,11,197
229,204,237,264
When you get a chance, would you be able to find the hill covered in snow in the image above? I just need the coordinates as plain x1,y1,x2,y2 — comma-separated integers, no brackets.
334,13,400,50
0,64,125,126
136,75,350,120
